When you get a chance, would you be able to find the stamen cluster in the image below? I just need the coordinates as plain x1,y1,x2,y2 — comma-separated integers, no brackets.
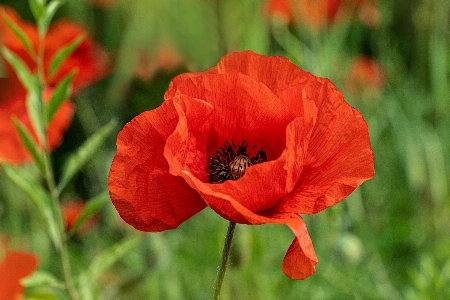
208,140,267,183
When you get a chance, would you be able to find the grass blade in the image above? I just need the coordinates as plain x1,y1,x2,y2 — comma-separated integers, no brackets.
12,117,45,173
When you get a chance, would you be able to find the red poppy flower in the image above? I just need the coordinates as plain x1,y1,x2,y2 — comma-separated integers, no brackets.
62,200,98,233
0,5,108,164
345,55,385,97
108,51,374,279
0,251,38,300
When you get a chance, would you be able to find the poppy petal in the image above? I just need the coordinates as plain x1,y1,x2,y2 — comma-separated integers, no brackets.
109,100,207,231
0,251,38,300
169,72,295,160
165,75,317,215
214,51,310,93
282,217,318,279
273,81,374,214
172,117,315,222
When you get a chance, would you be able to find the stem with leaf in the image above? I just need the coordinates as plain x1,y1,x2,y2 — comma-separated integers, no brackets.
35,18,79,300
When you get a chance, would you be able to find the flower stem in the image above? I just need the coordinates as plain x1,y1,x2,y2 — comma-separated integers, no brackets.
213,221,236,300
36,22,78,300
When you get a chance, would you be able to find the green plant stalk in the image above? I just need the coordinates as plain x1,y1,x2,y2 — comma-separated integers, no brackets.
36,27,78,300
213,221,236,300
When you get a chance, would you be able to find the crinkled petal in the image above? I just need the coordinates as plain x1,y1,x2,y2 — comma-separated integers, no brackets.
169,72,296,163
166,51,312,102
282,217,318,279
164,73,317,215
214,51,311,92
108,100,206,231
273,80,374,214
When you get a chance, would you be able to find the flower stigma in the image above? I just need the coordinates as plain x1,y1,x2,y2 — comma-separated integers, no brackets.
208,140,267,183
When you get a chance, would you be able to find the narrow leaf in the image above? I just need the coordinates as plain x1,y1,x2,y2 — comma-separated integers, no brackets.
45,70,76,124
49,34,85,79
38,0,64,37
12,117,45,173
22,270,65,289
82,236,140,281
68,191,109,237
1,47,33,90
29,0,45,23
1,10,36,58
26,77,46,144
57,120,117,192
1,164,62,250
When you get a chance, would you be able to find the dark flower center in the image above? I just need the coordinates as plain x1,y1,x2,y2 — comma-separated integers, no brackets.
207,140,267,184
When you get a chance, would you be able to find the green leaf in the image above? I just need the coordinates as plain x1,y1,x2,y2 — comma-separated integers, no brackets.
29,0,46,23
80,236,140,283
1,10,36,58
26,77,46,144
57,120,117,192
45,70,76,124
77,237,140,299
22,270,65,289
1,164,62,250
1,47,33,90
48,34,85,80
1,49,45,143
68,191,109,237
38,0,64,37
12,117,45,173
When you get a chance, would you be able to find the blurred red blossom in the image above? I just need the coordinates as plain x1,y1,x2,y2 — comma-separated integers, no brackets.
0,5,109,164
0,251,38,300
266,0,379,29
62,200,98,233
108,51,374,279
346,55,385,97
134,45,184,81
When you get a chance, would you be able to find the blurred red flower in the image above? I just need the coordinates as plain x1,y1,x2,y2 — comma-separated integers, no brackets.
62,200,98,233
134,45,184,81
0,251,38,300
346,55,385,96
0,6,108,164
108,51,374,279
266,0,379,29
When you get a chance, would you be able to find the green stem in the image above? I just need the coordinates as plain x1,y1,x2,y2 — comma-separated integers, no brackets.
36,23,78,300
42,151,78,300
213,221,236,300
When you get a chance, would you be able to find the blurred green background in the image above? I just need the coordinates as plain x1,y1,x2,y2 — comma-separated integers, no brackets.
1,0,449,299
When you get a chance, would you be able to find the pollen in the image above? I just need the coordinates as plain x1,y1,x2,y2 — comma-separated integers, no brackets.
208,140,267,184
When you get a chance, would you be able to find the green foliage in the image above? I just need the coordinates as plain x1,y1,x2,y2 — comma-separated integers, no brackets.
1,47,33,90
1,164,61,251
57,120,117,192
67,191,109,237
45,70,76,124
1,10,36,58
12,117,45,173
48,35,84,80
